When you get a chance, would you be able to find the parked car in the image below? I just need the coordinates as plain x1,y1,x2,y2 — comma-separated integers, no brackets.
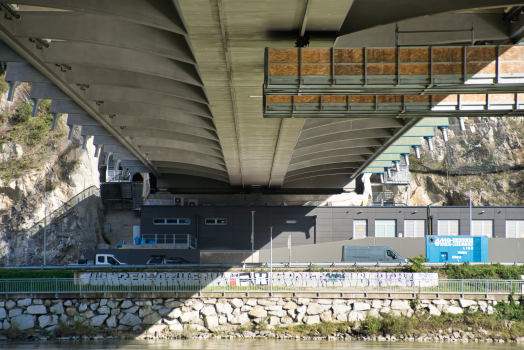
341,245,408,263
146,255,190,264
77,254,127,265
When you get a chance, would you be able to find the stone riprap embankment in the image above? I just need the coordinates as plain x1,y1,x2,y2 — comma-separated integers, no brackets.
0,296,513,341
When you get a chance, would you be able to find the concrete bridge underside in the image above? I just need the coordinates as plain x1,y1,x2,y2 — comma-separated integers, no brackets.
0,1,523,193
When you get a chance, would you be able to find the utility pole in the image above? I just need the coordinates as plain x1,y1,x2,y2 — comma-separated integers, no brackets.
469,187,473,236
251,211,255,263
270,226,273,294
288,235,291,265
43,176,47,266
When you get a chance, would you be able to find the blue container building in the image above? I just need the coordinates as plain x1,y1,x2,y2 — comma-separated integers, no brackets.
426,236,488,263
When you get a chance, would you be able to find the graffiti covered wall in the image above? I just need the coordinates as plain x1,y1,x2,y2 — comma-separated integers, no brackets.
76,271,438,287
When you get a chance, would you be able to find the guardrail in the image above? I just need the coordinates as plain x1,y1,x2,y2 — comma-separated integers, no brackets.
0,277,522,297
1,261,524,270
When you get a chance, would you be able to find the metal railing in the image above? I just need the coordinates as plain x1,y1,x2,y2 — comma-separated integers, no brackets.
127,234,197,249
0,277,522,297
3,261,524,270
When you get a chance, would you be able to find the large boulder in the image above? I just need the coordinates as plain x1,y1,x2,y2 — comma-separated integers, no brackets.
143,312,162,325
38,315,53,328
164,301,183,308
11,315,36,330
390,300,410,310
305,315,320,324
106,316,117,328
27,305,47,315
179,311,199,323
17,299,32,307
216,303,233,314
332,304,351,315
120,300,133,309
50,303,64,314
97,306,111,315
90,315,109,327
120,313,141,326
230,299,244,309
307,303,326,315
167,308,182,319
204,315,219,330
459,299,477,308
0,308,6,319
248,306,267,318
283,301,297,310
320,311,333,323
227,313,250,325
347,311,365,322
428,304,441,316
200,306,216,316
257,300,276,307
139,306,152,318
353,302,371,311
443,305,463,314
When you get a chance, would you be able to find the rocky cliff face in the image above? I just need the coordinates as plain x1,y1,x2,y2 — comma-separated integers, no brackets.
0,79,104,265
395,117,524,206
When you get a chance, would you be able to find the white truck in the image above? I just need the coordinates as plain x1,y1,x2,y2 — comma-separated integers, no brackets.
77,254,127,266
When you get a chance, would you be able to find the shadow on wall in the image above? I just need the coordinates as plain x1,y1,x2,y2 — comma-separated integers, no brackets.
2,186,105,266
259,237,426,263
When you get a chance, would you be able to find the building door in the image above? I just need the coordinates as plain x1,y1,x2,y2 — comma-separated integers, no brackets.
375,220,396,237
404,220,425,237
437,220,459,236
472,220,493,237
506,221,524,238
353,220,367,239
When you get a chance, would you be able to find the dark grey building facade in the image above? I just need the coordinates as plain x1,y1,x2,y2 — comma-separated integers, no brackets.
140,206,524,251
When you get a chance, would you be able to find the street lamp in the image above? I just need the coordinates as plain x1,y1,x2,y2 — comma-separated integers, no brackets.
270,226,273,294
43,172,47,266
251,211,255,263
469,187,473,236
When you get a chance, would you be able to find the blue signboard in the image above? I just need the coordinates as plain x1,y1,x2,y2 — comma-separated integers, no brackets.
426,236,488,263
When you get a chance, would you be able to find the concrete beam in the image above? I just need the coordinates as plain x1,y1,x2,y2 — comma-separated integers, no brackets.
12,0,188,34
339,0,522,36
284,169,355,184
10,11,195,63
30,83,69,100
295,129,393,150
5,62,49,82
23,41,203,86
110,115,215,131
66,114,100,126
154,161,230,177
81,85,212,118
336,13,509,47
288,156,367,172
120,126,218,142
289,147,375,165
155,168,230,183
58,66,209,104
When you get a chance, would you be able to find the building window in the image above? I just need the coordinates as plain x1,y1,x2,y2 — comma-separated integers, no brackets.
404,220,425,237
205,218,227,225
353,220,367,239
153,218,191,225
506,221,524,238
375,220,396,237
437,220,459,236
472,220,493,237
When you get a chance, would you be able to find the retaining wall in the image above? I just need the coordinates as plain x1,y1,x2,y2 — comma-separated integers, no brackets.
0,296,503,335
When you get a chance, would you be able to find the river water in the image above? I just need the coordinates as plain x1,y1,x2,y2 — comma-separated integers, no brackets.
1,340,523,350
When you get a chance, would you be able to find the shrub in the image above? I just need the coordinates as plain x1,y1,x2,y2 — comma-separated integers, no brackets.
408,254,428,272
13,102,32,124
53,317,97,337
494,293,524,321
